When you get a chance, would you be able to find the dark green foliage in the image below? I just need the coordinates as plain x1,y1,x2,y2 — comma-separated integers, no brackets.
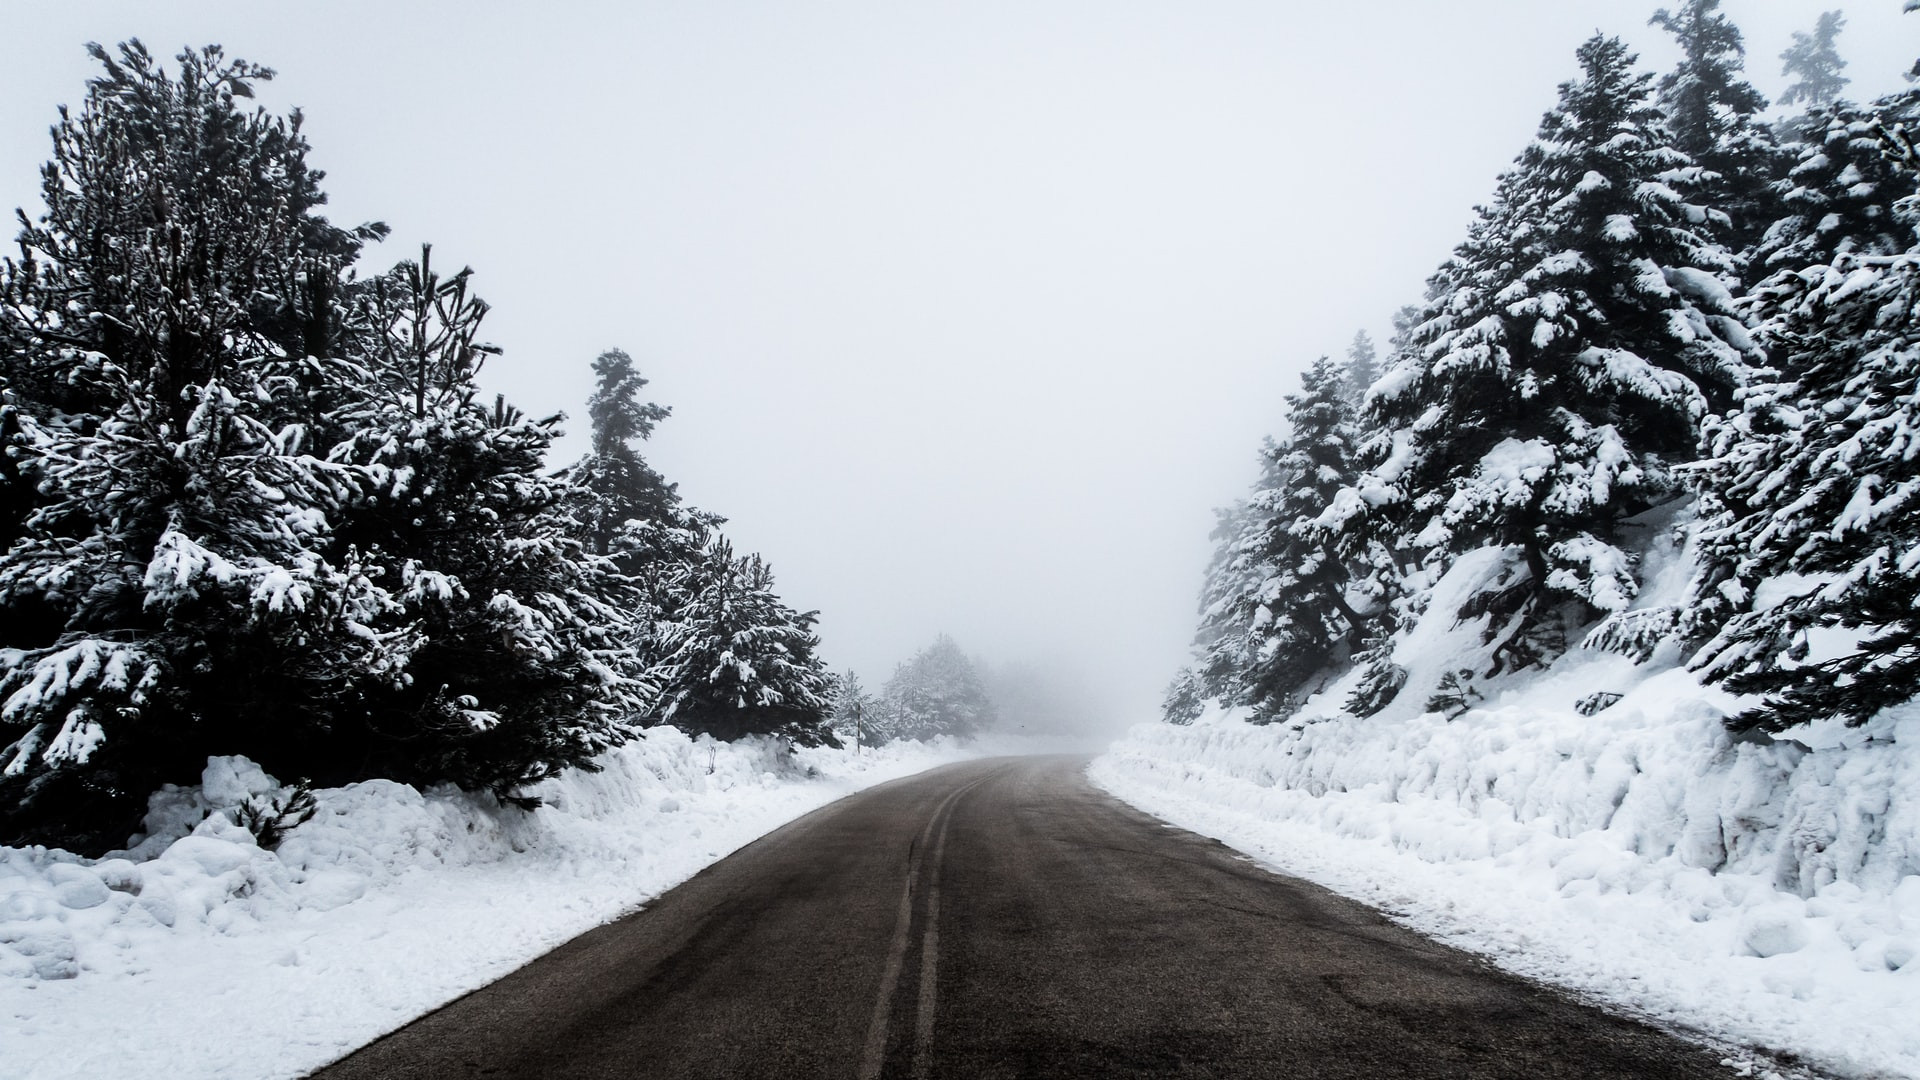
0,44,649,849
572,348,678,568
233,779,317,851
1649,0,1767,155
653,541,837,745
1575,691,1625,717
1359,36,1754,669
1344,637,1407,718
1647,0,1782,255
1754,94,1920,273
1161,667,1205,726
1688,122,1920,732
0,43,392,847
323,248,651,798
1425,669,1482,720
1190,355,1374,721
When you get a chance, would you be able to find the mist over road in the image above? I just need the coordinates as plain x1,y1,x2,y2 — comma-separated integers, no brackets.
313,757,1727,1079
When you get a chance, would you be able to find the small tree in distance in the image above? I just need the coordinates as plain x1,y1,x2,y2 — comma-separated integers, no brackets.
880,635,995,740
1779,11,1849,108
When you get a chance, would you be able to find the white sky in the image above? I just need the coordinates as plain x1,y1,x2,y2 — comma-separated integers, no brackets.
2,2,1915,730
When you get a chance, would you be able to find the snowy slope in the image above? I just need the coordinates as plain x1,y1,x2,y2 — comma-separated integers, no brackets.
1094,547,1920,1080
0,729,989,1080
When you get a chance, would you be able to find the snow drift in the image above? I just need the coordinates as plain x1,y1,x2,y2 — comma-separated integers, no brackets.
0,729,982,1080
1095,550,1920,1080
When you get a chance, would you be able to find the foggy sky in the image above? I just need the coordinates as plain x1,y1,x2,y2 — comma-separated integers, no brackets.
2,2,1914,733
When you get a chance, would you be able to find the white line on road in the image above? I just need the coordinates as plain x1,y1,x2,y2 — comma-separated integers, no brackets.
859,770,994,1080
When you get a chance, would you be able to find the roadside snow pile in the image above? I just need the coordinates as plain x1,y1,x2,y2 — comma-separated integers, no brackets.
0,728,981,1080
1093,555,1920,1080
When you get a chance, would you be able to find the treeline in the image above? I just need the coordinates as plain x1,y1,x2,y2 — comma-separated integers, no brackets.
0,43,836,851
833,634,997,745
1173,3,1920,737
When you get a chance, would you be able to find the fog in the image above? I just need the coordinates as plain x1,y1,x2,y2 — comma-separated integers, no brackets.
2,2,1914,734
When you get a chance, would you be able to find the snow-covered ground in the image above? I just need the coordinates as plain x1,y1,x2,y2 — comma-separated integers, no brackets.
0,728,999,1080
1092,548,1920,1080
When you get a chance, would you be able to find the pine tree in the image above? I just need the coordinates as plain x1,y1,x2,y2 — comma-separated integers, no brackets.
879,635,994,739
1345,331,1378,401
1754,93,1920,274
652,540,836,745
0,43,392,848
1687,124,1920,732
1189,355,1371,720
570,348,676,569
1647,0,1781,255
1160,666,1205,725
1650,0,1767,157
831,670,880,747
324,249,651,798
1779,11,1850,109
1357,36,1757,674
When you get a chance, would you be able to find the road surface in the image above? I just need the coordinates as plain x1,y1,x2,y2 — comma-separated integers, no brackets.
313,755,1732,1079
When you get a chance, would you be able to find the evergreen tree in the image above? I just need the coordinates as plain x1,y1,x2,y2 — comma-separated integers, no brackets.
1160,666,1205,725
1188,499,1259,708
562,346,687,685
1754,93,1920,274
1647,0,1781,254
1354,36,1757,674
831,670,880,746
652,540,836,745
1687,125,1920,732
1649,0,1767,157
1189,355,1370,720
879,635,994,739
570,348,676,569
325,249,651,799
1779,11,1850,109
1345,331,1378,401
0,43,391,848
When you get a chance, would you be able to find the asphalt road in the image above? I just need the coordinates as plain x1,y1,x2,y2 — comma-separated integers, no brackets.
312,755,1733,1080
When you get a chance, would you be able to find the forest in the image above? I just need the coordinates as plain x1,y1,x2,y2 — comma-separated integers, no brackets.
0,43,997,853
1172,2,1920,743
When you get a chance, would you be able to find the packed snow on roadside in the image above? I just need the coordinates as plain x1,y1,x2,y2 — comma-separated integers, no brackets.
1093,547,1920,1080
0,728,990,1080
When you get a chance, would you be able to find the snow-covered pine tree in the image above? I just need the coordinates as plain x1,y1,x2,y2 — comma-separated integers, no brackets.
0,43,393,849
1355,36,1758,677
1779,11,1850,110
1189,355,1370,720
324,249,651,799
1647,0,1781,256
1687,122,1920,732
831,670,881,747
569,348,676,571
652,539,836,745
1160,666,1205,725
1754,92,1920,274
879,634,994,740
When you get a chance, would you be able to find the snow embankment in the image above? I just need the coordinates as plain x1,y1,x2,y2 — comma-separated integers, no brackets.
0,729,982,1080
1093,544,1920,1080
1094,675,1920,1079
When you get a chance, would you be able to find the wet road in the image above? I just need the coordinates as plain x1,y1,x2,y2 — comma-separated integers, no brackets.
312,756,1729,1079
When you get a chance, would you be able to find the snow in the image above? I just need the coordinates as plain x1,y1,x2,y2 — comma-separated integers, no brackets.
1093,550,1920,1079
0,729,1000,1080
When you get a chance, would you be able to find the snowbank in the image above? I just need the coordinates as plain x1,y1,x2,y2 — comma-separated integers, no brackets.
0,729,984,1080
1094,599,1920,1077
